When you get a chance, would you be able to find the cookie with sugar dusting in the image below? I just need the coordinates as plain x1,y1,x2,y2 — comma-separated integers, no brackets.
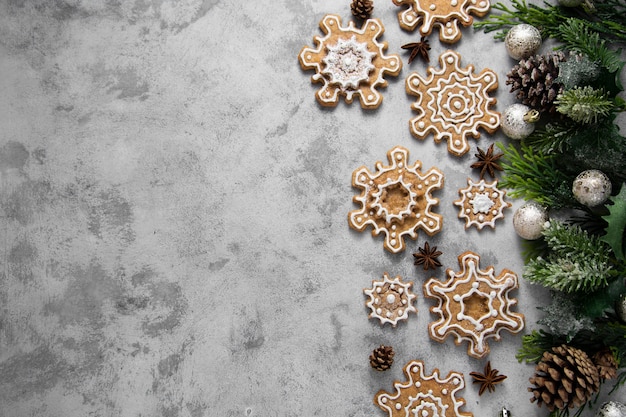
423,251,524,358
298,14,402,109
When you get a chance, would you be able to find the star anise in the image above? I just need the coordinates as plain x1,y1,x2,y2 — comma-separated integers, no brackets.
471,143,503,179
469,361,507,396
413,241,442,271
401,36,430,64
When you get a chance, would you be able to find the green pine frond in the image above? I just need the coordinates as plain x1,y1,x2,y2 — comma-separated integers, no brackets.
555,86,614,124
516,329,559,363
497,143,572,209
555,19,624,74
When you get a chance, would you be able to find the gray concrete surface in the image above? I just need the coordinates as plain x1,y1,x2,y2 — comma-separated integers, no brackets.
0,0,623,416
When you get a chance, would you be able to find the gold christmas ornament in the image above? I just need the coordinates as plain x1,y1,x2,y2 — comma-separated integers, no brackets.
504,24,542,60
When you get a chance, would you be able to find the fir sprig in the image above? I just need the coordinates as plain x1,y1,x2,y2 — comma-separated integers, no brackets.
555,86,615,124
497,142,573,208
523,221,612,293
555,19,624,74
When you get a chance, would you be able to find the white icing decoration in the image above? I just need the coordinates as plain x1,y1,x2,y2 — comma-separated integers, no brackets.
423,251,525,358
406,51,500,156
349,146,443,253
322,35,376,89
364,273,417,327
454,178,511,230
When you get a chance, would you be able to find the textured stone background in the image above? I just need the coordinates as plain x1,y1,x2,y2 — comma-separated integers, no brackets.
0,0,624,416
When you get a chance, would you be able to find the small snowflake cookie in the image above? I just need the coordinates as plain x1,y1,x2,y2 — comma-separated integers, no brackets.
392,0,491,43
348,146,444,253
424,251,525,358
406,50,500,157
298,14,402,109
374,359,472,417
364,273,417,327
454,178,511,230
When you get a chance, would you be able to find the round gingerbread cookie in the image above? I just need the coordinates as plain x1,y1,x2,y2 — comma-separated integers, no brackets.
423,251,525,359
374,359,472,417
348,146,444,254
454,178,511,230
406,50,500,157
364,273,417,327
298,14,402,109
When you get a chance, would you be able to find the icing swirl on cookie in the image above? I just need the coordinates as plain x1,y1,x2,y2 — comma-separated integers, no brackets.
322,36,376,89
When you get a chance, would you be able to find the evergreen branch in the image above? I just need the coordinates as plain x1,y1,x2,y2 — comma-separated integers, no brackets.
544,220,611,261
555,19,624,73
516,329,560,363
522,123,577,155
497,143,572,208
556,86,615,124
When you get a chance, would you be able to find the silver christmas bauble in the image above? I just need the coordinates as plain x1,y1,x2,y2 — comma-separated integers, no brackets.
513,201,548,240
596,401,626,417
501,103,540,140
505,24,542,60
572,169,612,207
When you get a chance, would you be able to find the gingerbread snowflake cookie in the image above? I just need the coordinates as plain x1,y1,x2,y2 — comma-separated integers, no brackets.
424,251,524,358
364,273,417,327
392,0,491,43
298,14,402,109
348,146,444,253
374,360,472,417
454,178,511,230
406,50,500,157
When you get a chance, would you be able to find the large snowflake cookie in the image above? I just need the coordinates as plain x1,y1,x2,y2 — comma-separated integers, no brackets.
424,251,524,358
364,273,417,327
392,0,491,43
406,50,500,157
454,178,511,230
374,360,472,417
348,146,444,253
298,14,402,109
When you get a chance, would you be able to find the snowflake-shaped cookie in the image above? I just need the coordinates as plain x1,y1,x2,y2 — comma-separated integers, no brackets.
406,50,500,157
364,273,417,327
424,251,524,358
392,0,491,43
348,146,444,253
374,360,472,417
454,178,511,230
298,14,402,109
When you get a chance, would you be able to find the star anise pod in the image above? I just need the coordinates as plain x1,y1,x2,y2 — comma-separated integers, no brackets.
413,241,442,271
469,361,507,396
401,36,430,64
471,143,503,179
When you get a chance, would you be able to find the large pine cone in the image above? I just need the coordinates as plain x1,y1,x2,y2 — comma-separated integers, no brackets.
370,345,394,371
506,51,567,115
529,344,600,411
351,0,374,20
593,349,618,381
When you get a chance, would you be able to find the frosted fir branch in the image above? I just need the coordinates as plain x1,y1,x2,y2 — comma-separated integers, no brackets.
524,255,609,293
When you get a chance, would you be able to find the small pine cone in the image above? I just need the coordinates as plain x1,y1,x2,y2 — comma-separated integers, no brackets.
370,345,394,371
528,344,600,412
593,349,618,381
506,51,567,115
351,0,374,20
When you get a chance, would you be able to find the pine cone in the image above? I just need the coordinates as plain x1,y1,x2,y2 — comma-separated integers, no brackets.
370,345,394,371
528,344,600,412
593,349,618,381
351,0,374,20
506,51,567,115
